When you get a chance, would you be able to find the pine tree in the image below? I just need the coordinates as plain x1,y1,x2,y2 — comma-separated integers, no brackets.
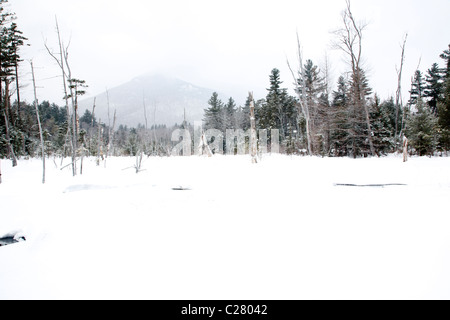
236,96,251,131
406,98,438,156
333,1,375,157
7,22,28,115
224,97,237,130
424,63,444,115
260,69,284,131
348,68,373,157
295,60,327,154
438,44,450,151
0,1,28,163
329,71,375,157
0,1,17,165
203,92,224,130
332,76,348,108
441,45,450,78
408,70,425,107
370,96,396,155
330,75,349,156
80,109,96,127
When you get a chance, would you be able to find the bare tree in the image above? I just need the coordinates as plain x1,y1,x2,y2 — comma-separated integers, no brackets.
143,93,148,131
105,89,116,158
318,53,333,155
96,118,104,166
402,135,408,163
30,61,45,184
44,17,77,175
333,0,375,156
395,33,408,146
287,33,312,156
249,92,258,164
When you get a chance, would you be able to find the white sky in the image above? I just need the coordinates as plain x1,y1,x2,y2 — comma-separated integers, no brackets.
11,0,450,106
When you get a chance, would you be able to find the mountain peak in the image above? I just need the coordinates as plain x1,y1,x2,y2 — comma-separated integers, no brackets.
80,74,215,127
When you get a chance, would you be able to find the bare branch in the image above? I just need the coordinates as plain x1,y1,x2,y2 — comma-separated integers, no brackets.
396,33,408,143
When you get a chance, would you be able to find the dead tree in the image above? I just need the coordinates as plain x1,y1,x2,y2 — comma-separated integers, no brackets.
105,89,116,158
249,92,258,164
31,61,45,184
44,17,76,175
197,128,213,157
333,0,375,156
395,33,408,147
96,118,104,166
403,135,408,163
287,33,312,156
142,93,149,155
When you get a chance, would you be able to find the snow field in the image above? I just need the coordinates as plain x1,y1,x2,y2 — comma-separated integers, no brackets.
0,155,449,299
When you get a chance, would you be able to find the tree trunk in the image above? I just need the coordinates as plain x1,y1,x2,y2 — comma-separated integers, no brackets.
14,61,21,122
395,34,408,148
3,110,17,167
97,118,103,166
31,61,45,184
249,92,258,164
3,79,18,167
403,136,408,162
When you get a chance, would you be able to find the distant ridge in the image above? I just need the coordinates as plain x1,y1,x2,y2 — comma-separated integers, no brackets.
79,74,216,127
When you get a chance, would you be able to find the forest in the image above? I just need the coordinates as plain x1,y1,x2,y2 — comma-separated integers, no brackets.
1,0,450,172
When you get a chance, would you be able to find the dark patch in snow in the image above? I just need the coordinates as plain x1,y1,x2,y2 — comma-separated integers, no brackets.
0,235,26,247
172,187,192,191
334,183,407,188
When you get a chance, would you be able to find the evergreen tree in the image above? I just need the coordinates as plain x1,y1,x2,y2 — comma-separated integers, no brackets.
224,97,237,130
7,22,28,114
370,96,396,155
0,1,28,162
330,75,350,156
406,98,438,156
424,63,444,115
203,92,224,130
80,109,96,126
332,76,348,108
259,68,284,131
438,44,450,151
347,68,373,157
259,68,298,152
440,44,450,79
408,70,425,107
295,60,327,154
236,96,251,131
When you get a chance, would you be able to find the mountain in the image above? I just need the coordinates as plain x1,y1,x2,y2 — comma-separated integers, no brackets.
79,74,216,128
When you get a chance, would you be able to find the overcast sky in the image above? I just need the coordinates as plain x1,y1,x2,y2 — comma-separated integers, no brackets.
11,0,450,106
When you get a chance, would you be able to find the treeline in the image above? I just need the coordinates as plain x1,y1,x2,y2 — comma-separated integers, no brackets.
203,46,450,157
0,101,181,159
201,2,450,158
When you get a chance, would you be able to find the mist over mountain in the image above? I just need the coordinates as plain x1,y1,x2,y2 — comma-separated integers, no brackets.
79,74,221,128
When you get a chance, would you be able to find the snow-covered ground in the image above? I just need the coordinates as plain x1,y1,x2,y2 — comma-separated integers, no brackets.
1,154,449,300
